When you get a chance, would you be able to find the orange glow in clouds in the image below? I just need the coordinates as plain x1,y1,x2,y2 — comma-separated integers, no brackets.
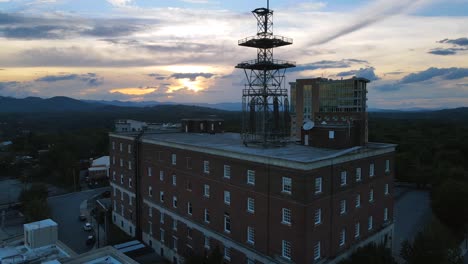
110,87,157,95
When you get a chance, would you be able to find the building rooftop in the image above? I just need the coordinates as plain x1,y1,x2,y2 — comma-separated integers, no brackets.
24,219,57,230
112,132,395,170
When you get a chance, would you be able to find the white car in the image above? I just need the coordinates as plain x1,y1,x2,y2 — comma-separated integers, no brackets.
83,223,92,231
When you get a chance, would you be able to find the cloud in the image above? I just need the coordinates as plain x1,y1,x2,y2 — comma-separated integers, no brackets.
428,48,459,56
169,73,215,81
35,73,103,86
0,81,19,90
148,73,167,80
308,0,431,45
438,38,468,46
336,67,379,81
106,0,133,7
289,59,368,73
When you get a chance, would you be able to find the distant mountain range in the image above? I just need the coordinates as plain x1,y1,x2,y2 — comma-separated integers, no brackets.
0,96,465,115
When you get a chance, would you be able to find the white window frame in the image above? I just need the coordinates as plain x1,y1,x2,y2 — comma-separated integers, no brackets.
148,167,152,177
356,168,362,182
204,184,210,198
224,191,231,205
340,171,347,186
112,171,116,180
204,209,210,223
247,170,255,185
203,160,210,174
171,153,176,165
224,213,231,233
384,208,388,222
282,177,292,194
148,207,152,217
112,141,115,150
282,208,291,225
128,144,131,154
247,226,255,245
224,247,231,261
119,143,123,152
314,208,322,225
148,186,152,197
314,241,321,261
339,228,346,246
315,177,322,194
128,178,132,188
120,158,123,167
368,216,373,230
172,236,178,252
369,189,374,202
159,191,164,202
356,194,361,208
355,222,360,238
160,212,164,224
160,228,165,242
172,174,176,186
173,219,177,231
187,202,192,215
340,200,347,215
128,161,132,170
224,165,231,179
247,197,255,213
370,163,375,177
282,240,291,260
385,159,390,173
172,196,177,208
148,221,152,235
204,236,210,249
385,183,389,195
159,170,164,181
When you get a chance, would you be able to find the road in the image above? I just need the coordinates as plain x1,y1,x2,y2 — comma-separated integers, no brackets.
47,187,109,254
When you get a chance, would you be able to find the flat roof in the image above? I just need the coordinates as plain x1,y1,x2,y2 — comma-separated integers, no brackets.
24,219,57,230
111,132,395,170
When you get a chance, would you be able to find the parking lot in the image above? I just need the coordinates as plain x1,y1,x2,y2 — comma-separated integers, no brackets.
47,187,110,254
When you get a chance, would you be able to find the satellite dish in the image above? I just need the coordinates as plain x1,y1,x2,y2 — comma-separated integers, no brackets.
303,120,315,131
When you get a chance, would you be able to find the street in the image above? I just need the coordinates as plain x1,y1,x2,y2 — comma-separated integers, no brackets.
47,187,109,254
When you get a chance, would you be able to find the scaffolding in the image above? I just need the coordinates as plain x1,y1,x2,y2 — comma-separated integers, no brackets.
235,3,295,147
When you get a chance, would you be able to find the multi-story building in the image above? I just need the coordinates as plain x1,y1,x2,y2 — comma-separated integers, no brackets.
109,127,395,264
290,77,369,147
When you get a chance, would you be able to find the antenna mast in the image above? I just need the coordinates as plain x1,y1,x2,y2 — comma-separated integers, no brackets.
235,2,295,147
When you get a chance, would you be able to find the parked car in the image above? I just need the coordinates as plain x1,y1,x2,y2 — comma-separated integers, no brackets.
79,214,86,221
83,222,92,231
86,235,95,245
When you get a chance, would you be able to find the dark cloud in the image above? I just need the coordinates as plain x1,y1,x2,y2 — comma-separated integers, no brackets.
169,73,215,81
288,59,369,73
1,25,66,39
374,84,400,92
83,24,146,38
336,67,379,81
148,73,167,80
0,81,19,90
428,47,467,56
35,73,103,86
438,38,468,46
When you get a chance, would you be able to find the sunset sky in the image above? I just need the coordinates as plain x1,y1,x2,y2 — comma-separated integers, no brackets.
0,0,467,109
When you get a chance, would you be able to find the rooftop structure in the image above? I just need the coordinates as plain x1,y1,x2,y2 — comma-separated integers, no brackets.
235,1,295,147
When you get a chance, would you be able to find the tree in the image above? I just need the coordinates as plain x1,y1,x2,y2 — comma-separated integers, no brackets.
19,183,51,222
338,243,396,264
431,179,468,233
400,220,463,264
184,246,223,264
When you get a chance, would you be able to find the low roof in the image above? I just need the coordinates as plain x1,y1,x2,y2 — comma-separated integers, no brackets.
92,156,110,167
24,219,57,230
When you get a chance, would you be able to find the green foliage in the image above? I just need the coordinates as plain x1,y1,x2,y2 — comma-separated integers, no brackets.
431,179,468,233
19,183,51,222
338,243,396,264
185,246,223,264
400,219,463,264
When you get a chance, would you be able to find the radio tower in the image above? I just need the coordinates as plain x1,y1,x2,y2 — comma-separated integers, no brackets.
236,0,295,147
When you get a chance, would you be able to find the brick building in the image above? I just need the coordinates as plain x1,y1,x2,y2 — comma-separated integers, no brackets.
109,129,395,263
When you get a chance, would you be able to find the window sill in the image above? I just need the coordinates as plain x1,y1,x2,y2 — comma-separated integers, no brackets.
281,191,292,195
281,221,292,226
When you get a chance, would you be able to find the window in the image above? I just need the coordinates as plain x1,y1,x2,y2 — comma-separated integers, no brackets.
172,196,177,208
112,171,116,180
384,208,388,222
314,241,321,261
128,161,132,170
247,170,255,185
121,191,123,201
186,180,192,191
340,171,347,186
159,191,164,202
121,205,124,216
129,178,132,188
187,227,192,239
148,186,152,197
204,209,210,223
112,141,115,150
120,158,123,167
247,197,255,213
148,207,152,217
113,200,116,211
356,194,361,208
160,228,165,242
172,219,177,231
385,184,389,195
368,216,373,230
171,154,176,165
203,160,210,173
247,226,255,244
370,163,375,177
148,221,152,235
282,208,291,225
157,151,162,161
224,191,231,205
172,174,176,186
224,165,231,179
172,236,178,252
112,156,115,165
369,189,374,202
315,177,322,194
329,130,335,139
148,167,152,177
187,202,193,215
385,159,390,172
119,143,123,151
186,157,192,169
340,200,347,215
282,240,291,260
314,208,322,225
355,222,360,238
159,170,164,181
339,228,346,246
224,213,231,233
224,247,231,261
160,212,164,224
128,144,131,154
204,184,210,198
356,168,362,182
282,177,292,194
204,236,210,249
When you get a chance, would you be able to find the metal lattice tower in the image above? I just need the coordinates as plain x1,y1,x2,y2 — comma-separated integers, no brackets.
236,1,295,147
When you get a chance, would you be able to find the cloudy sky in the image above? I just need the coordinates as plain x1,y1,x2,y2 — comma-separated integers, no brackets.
0,0,467,109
